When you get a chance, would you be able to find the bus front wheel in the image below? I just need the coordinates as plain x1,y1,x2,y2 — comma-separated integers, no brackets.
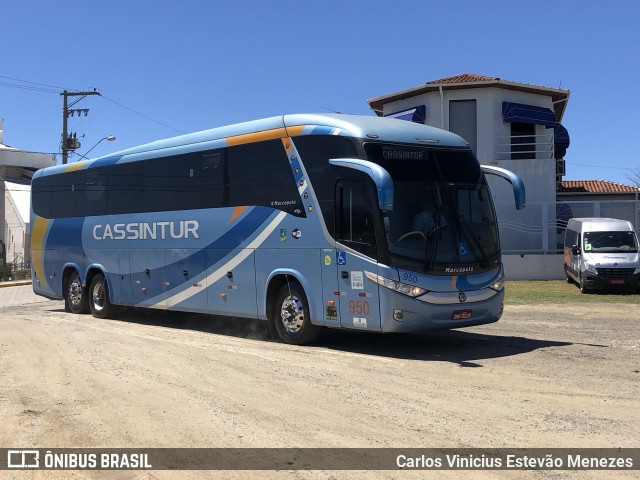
65,270,88,314
89,273,120,319
272,282,320,345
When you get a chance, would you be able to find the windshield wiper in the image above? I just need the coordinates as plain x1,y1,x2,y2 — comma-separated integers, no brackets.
457,213,490,268
423,214,441,271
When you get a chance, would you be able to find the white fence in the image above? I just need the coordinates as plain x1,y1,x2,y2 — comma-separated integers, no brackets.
496,199,640,255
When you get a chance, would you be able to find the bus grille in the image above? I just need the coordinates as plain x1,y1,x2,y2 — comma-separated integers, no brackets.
596,268,635,277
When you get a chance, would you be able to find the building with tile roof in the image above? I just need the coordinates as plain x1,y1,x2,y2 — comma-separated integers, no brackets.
369,73,570,124
367,73,571,255
366,74,639,280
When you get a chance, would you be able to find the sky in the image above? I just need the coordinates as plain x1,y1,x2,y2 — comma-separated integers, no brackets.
1,0,638,185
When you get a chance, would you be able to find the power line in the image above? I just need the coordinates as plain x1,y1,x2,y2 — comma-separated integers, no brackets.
0,80,59,94
1,75,186,135
0,75,69,91
566,161,631,170
101,95,186,134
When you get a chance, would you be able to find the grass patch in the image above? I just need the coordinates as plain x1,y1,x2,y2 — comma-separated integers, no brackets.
504,280,640,305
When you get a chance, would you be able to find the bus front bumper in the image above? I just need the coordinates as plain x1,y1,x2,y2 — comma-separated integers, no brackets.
379,288,504,333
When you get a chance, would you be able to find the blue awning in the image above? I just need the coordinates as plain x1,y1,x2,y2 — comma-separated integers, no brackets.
554,123,570,159
503,102,570,159
385,105,426,123
502,102,556,127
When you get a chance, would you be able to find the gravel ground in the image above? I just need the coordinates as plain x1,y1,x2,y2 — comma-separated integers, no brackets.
0,289,638,479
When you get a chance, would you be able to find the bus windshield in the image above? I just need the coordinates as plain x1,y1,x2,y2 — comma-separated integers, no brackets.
583,231,639,253
365,144,500,274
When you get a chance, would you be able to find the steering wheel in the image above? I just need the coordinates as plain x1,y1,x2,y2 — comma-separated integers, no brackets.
397,231,427,242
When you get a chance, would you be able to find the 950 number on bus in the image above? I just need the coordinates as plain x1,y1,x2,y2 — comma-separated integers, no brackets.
348,300,370,315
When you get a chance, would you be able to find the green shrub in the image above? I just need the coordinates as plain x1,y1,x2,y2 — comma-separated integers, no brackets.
0,262,13,280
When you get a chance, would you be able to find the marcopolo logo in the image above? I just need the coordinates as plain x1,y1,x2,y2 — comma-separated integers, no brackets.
8,450,39,468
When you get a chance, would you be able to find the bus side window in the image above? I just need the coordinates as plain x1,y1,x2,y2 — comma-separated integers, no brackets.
187,150,225,208
335,180,377,259
227,140,304,216
76,171,107,217
32,176,51,219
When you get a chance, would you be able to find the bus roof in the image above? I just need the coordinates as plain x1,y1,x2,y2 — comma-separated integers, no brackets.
38,114,471,176
103,113,468,158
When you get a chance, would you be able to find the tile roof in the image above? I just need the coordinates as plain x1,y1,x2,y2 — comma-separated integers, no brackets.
368,72,570,120
426,73,500,84
559,180,638,193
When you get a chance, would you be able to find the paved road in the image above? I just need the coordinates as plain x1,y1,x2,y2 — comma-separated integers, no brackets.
0,284,55,309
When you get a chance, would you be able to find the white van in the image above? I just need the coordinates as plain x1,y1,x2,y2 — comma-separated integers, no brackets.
564,218,640,293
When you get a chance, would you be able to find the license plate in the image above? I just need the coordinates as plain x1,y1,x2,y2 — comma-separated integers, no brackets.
452,309,472,320
611,279,625,285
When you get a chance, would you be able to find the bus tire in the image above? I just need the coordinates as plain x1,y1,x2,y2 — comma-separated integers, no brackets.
272,282,320,345
65,270,88,314
88,273,120,319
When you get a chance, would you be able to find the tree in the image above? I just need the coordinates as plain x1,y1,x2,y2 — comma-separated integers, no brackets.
628,168,640,186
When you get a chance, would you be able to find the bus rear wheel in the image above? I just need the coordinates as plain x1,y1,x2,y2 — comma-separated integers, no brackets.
89,273,120,319
272,282,320,345
65,270,88,314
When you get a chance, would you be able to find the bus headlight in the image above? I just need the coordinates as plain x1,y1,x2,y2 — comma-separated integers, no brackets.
365,271,427,297
490,274,505,292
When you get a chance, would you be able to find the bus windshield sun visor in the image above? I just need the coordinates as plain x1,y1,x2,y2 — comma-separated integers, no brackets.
481,165,526,210
329,158,394,211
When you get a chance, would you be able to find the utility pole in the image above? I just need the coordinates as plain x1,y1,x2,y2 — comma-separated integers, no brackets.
61,89,101,164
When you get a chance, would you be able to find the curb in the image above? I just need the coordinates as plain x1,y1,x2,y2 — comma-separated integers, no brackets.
0,280,32,288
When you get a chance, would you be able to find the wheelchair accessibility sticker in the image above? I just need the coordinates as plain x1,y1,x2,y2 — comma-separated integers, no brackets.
336,252,347,266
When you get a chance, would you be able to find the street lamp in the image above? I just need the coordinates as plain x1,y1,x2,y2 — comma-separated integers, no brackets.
75,135,116,161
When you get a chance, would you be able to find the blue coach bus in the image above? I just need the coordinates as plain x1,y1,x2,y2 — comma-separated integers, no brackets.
31,114,525,344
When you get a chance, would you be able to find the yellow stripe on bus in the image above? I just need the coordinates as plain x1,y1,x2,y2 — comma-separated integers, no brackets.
226,128,288,147
64,161,88,172
31,215,51,289
226,125,305,147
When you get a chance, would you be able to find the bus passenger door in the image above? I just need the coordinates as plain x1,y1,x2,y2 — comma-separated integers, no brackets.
335,180,381,331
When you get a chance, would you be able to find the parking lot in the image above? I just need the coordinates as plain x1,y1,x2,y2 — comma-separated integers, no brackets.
0,285,638,479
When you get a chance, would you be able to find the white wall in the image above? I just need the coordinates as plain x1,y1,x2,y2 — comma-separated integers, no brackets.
503,254,565,280
2,181,28,269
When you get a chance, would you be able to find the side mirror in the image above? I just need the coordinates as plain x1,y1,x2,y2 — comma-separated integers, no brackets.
571,245,580,256
481,165,526,210
329,158,394,211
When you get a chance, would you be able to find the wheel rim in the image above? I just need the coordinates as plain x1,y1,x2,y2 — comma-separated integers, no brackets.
280,295,305,333
68,277,83,306
92,282,106,312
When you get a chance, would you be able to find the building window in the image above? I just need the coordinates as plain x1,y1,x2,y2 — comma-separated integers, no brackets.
511,122,535,160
